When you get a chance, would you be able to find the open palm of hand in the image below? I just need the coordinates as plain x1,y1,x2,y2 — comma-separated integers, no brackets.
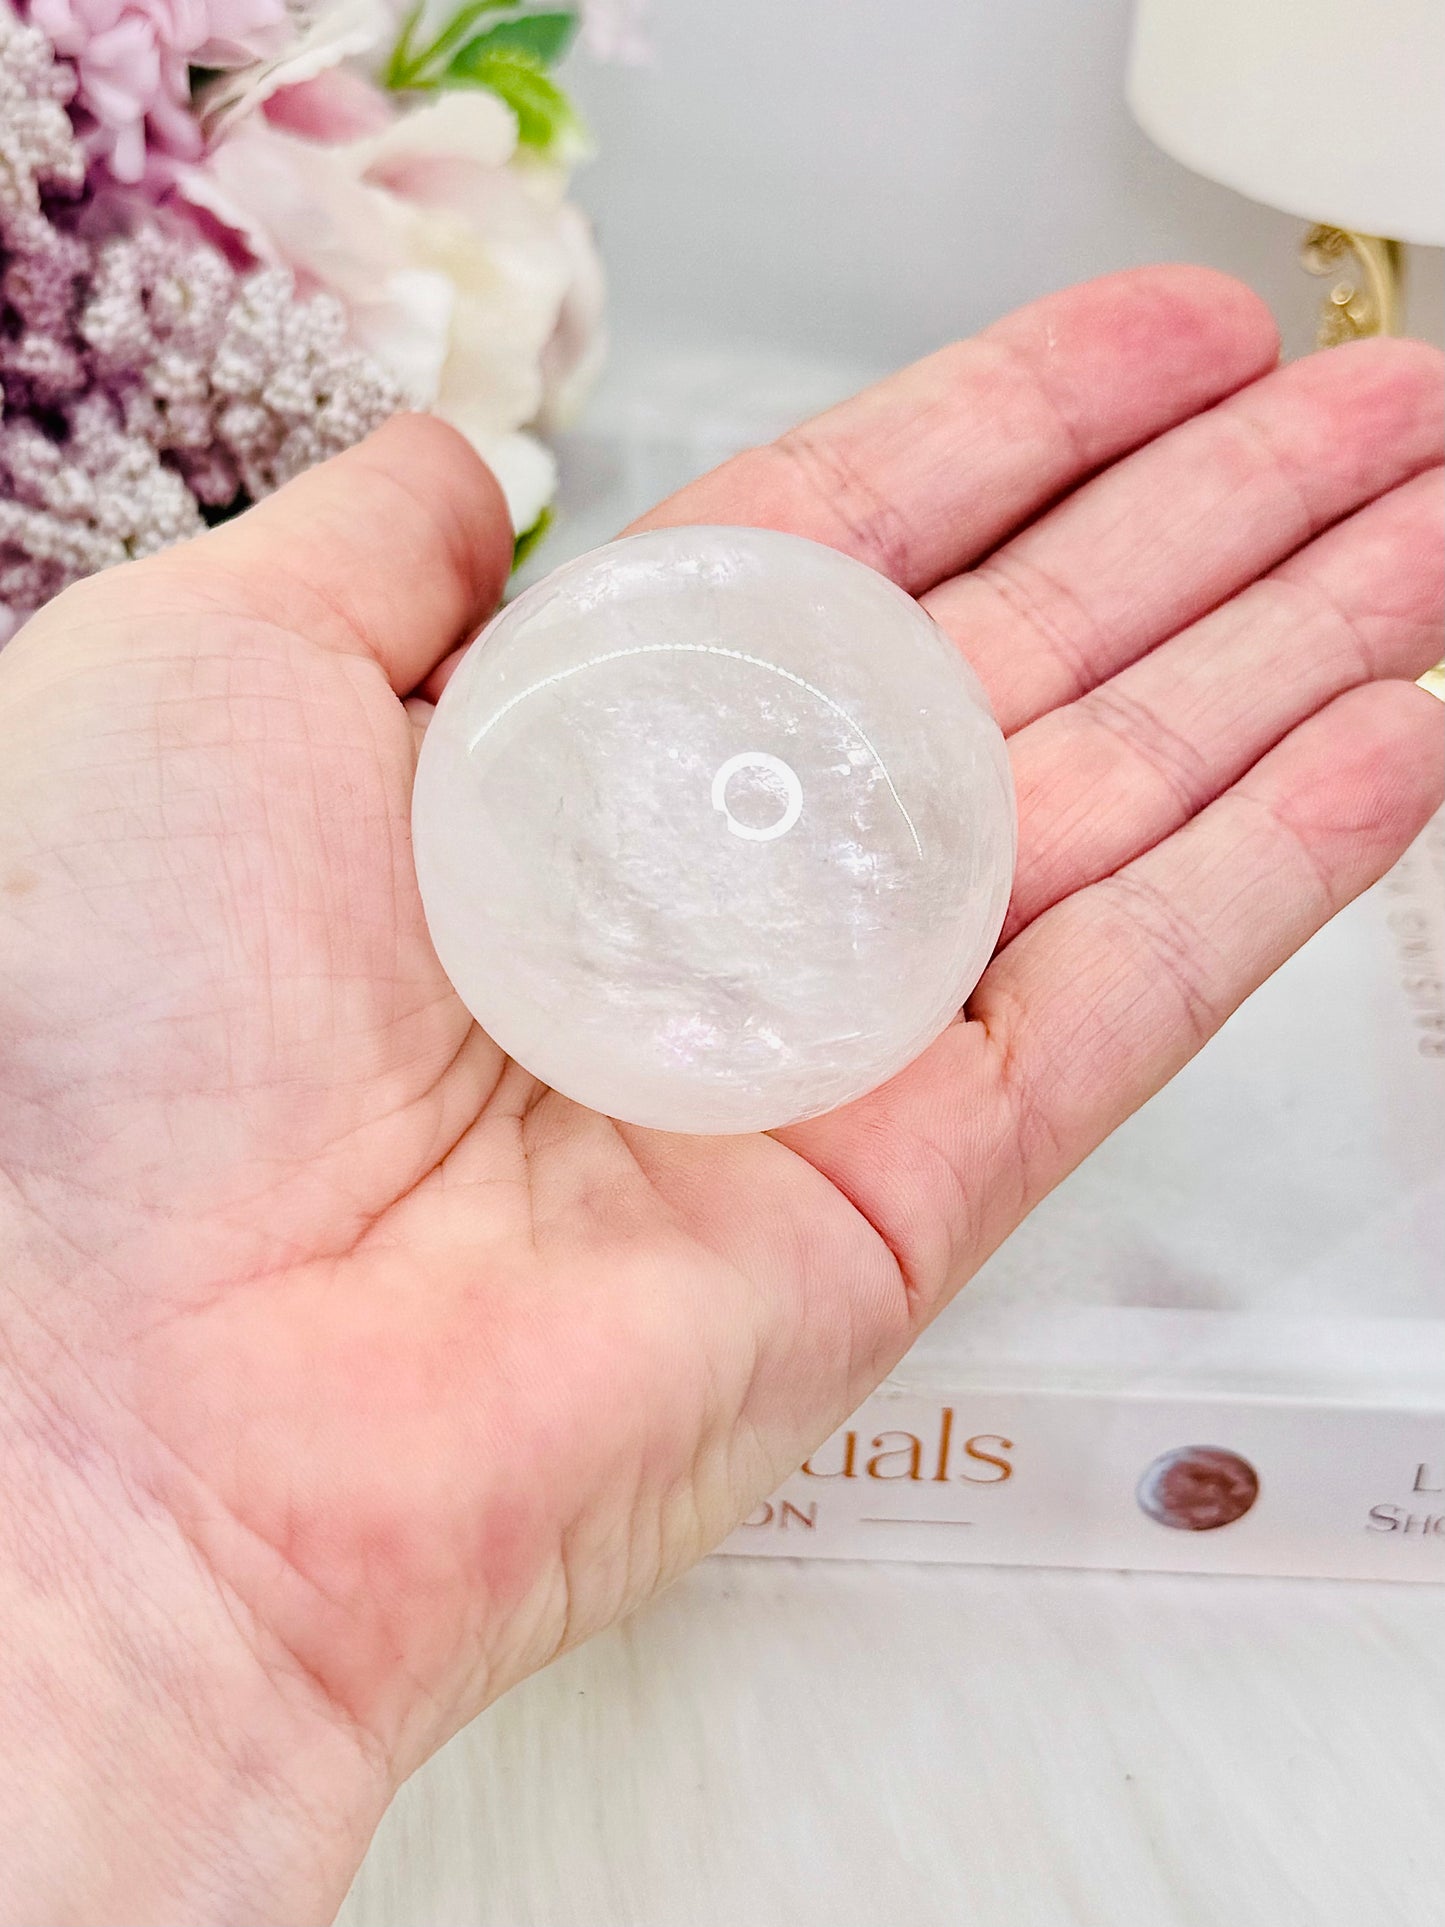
1,269,1441,1922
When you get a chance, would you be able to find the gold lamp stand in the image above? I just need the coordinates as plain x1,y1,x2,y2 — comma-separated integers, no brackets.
1301,226,1405,344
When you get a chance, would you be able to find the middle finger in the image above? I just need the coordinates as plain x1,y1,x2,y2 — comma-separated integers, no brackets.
1001,465,1444,945
924,336,1443,734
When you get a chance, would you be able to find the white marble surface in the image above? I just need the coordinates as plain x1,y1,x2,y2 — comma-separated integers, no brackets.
340,1556,1445,1926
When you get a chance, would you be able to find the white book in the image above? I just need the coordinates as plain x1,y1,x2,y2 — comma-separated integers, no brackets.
720,818,1445,1579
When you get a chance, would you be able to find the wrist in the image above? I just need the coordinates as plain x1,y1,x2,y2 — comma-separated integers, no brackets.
0,1357,389,1926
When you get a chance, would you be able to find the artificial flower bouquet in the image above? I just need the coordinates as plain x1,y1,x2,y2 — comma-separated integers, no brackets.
0,0,633,640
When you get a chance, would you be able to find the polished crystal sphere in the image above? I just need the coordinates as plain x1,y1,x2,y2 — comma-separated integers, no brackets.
412,526,1016,1133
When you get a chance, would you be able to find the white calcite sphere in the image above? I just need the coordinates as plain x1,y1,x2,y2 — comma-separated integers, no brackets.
412,527,1016,1134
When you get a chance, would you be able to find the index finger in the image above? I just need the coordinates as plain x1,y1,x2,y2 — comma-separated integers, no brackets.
631,265,1280,594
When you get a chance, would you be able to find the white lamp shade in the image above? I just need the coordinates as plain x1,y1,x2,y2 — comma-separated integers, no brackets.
1128,0,1445,246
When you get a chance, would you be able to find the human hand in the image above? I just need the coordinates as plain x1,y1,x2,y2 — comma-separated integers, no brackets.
1,267,1440,1924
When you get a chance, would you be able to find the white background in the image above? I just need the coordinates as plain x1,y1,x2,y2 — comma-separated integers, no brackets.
569,0,1444,381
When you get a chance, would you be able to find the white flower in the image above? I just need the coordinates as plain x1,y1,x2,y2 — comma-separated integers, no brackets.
179,86,604,531
198,0,393,138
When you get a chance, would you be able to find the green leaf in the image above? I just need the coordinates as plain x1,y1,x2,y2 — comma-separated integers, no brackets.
448,46,578,152
382,2,426,87
385,0,511,88
455,10,578,67
511,504,554,571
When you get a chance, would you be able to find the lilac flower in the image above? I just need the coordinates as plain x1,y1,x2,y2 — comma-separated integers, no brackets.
1,0,404,640
3,211,402,637
0,393,205,636
80,227,403,500
1,0,84,249
27,0,292,183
